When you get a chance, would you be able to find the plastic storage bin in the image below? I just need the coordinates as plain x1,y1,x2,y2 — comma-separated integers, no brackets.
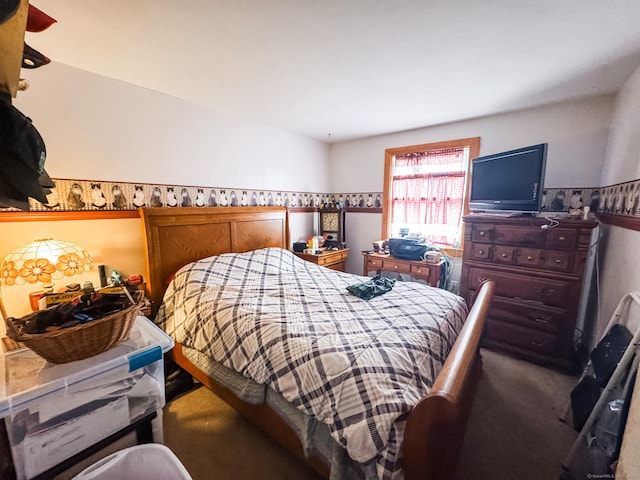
72,443,192,479
0,316,174,480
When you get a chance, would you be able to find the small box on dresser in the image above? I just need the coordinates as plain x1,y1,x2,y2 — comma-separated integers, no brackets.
460,215,598,372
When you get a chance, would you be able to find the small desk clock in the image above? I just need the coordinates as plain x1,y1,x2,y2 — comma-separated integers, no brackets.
319,208,345,246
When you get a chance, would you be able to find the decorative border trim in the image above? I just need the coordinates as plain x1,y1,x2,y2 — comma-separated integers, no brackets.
1,178,639,231
540,181,640,231
0,178,383,213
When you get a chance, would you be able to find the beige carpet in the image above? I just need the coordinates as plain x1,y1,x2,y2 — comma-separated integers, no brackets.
163,349,579,479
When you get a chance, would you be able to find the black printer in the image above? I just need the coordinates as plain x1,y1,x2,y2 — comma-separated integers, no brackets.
388,238,431,261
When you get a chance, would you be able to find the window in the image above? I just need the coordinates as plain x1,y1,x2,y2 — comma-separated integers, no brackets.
382,137,480,248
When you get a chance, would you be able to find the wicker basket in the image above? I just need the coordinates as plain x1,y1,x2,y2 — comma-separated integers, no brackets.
6,292,144,364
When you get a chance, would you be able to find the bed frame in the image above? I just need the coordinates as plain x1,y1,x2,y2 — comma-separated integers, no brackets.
140,206,494,480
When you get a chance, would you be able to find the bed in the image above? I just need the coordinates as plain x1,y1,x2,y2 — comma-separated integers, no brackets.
140,206,494,480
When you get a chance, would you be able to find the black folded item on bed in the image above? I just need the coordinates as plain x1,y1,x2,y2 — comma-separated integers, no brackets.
346,274,395,300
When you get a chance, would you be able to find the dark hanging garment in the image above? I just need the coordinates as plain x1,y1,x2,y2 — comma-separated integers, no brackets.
0,99,52,210
0,0,20,26
22,43,51,69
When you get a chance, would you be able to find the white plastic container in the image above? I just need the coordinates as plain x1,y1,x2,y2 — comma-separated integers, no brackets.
72,443,192,480
0,316,174,480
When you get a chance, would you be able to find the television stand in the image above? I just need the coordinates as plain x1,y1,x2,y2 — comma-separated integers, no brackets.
460,214,599,371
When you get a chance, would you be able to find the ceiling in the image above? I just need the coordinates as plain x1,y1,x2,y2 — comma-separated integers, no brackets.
25,0,640,143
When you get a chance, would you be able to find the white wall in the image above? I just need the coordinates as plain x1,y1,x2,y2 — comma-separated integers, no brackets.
14,62,330,192
1,64,329,329
330,95,613,193
345,211,383,275
331,96,614,274
601,67,640,186
596,64,640,340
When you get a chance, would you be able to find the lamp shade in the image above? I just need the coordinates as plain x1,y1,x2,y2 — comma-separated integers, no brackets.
0,239,94,287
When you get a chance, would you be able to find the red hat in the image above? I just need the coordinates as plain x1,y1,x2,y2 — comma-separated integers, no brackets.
26,4,57,32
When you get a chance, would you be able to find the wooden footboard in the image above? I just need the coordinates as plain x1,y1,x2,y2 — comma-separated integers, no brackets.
404,280,494,480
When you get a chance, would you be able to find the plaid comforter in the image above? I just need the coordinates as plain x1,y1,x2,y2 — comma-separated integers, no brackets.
156,248,468,479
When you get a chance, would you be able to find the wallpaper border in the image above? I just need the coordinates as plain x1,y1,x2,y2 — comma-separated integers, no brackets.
1,178,639,231
0,178,382,213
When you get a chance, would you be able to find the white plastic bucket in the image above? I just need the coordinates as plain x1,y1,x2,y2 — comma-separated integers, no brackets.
72,443,192,480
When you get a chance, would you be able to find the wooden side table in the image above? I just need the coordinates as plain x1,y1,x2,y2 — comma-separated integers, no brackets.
294,248,349,272
361,252,443,287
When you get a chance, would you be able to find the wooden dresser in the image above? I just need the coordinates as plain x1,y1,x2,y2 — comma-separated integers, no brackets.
294,248,349,272
361,252,443,288
460,215,598,371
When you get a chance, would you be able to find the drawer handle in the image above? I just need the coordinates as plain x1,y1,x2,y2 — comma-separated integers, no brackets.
534,317,548,324
558,236,565,241
501,253,507,258
527,256,533,261
394,265,398,269
534,286,556,297
479,231,485,236
478,250,484,255
555,259,562,264
532,340,544,347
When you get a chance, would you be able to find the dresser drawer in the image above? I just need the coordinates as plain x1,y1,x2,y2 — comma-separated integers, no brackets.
512,248,572,272
492,245,516,265
325,261,346,272
467,267,572,307
382,259,412,274
493,225,545,247
317,250,348,265
515,248,545,268
471,243,491,261
471,224,494,243
367,257,383,270
545,229,577,251
541,251,572,272
317,256,332,266
489,296,568,333
317,255,340,267
485,319,562,356
410,263,431,277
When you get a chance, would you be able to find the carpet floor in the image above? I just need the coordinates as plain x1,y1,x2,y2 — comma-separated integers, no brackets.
163,349,579,479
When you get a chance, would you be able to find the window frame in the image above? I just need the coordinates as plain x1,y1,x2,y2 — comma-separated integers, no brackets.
381,137,481,250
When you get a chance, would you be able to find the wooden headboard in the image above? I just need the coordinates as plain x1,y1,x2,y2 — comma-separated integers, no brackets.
140,206,289,317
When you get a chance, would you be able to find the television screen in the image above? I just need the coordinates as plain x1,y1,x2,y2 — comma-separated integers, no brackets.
469,143,547,213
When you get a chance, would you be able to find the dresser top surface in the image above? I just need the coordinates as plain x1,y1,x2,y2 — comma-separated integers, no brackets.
464,214,599,229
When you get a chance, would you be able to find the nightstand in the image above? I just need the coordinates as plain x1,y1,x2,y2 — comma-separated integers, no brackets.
362,252,443,288
0,317,173,480
294,248,349,272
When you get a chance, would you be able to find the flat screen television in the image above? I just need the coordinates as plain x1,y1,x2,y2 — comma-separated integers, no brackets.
469,143,547,214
